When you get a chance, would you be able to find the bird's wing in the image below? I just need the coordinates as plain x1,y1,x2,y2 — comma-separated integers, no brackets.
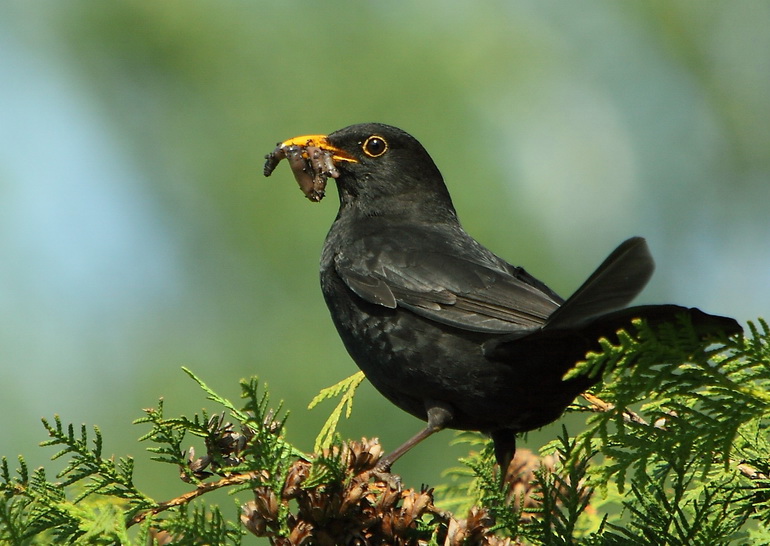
334,232,563,334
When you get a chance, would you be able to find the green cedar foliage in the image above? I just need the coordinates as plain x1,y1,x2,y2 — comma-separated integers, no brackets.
0,318,767,544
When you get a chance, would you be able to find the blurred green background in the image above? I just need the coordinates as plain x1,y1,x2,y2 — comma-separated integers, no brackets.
1,0,769,534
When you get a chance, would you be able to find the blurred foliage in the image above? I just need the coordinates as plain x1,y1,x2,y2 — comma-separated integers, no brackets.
0,0,769,516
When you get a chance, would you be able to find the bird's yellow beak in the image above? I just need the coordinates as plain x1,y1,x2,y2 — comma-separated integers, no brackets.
279,135,358,163
264,133,358,202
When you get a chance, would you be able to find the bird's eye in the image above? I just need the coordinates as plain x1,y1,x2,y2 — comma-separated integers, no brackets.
362,135,388,158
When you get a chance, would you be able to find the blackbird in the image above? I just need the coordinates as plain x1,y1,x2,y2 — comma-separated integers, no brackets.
264,122,741,470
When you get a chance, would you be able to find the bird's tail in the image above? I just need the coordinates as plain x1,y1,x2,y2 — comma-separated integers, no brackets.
484,304,741,366
484,236,741,374
577,304,742,342
542,236,741,339
545,237,655,331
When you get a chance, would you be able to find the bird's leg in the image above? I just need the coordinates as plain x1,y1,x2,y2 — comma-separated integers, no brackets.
490,428,517,471
376,401,454,471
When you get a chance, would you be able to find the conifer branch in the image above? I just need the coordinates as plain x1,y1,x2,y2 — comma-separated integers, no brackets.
1,317,767,543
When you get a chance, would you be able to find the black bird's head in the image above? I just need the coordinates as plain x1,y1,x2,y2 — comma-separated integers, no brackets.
268,123,457,220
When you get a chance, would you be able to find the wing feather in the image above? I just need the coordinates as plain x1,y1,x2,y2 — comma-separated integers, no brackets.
334,228,562,334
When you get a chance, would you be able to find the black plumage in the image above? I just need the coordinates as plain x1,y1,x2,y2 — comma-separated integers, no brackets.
265,123,741,470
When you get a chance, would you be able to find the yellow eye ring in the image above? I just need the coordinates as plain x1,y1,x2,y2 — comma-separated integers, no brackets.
362,135,388,158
